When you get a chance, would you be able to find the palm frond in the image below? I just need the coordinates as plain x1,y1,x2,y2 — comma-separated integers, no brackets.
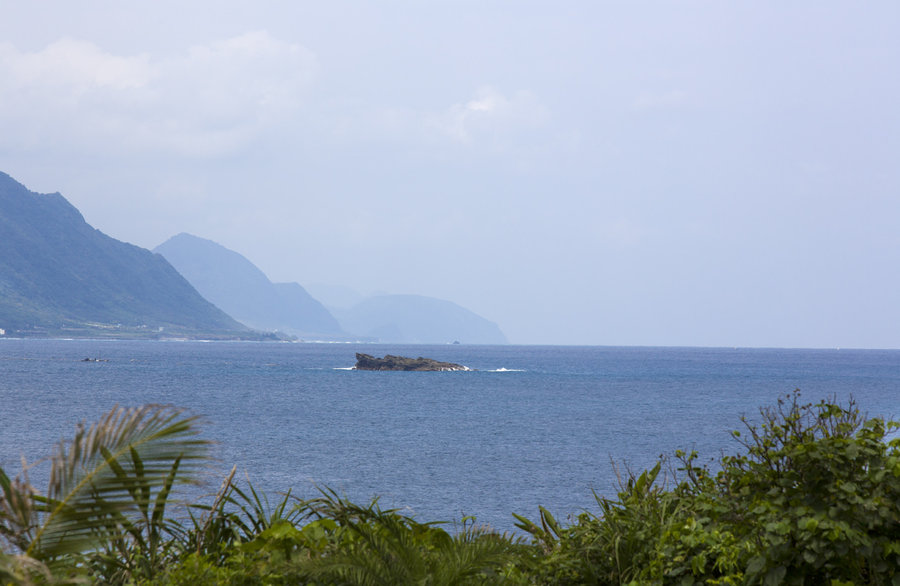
26,404,209,559
0,466,37,552
298,490,518,586
0,550,55,586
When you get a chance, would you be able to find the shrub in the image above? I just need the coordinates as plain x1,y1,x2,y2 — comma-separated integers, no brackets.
514,393,900,585
670,392,900,584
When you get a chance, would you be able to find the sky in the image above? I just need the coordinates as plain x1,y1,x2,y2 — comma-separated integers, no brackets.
1,1,898,347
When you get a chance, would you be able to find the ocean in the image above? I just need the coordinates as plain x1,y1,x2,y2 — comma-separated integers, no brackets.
2,339,899,533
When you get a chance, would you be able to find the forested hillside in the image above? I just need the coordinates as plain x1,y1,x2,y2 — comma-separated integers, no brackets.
0,172,249,338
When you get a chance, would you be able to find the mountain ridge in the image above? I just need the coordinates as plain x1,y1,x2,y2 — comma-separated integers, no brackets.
155,234,508,344
154,233,344,339
0,170,509,343
0,172,253,338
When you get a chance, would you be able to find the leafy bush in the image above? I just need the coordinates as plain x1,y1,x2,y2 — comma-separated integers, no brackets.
511,462,687,584
512,392,900,585
669,392,900,584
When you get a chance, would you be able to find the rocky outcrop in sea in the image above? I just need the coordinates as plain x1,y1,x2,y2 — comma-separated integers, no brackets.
354,353,471,371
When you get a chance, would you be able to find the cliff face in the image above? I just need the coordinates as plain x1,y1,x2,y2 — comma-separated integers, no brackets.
0,172,246,336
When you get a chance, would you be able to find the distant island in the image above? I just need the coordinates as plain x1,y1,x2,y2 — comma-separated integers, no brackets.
354,353,471,372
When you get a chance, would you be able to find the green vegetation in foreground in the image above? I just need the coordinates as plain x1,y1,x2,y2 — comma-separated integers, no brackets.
2,392,899,585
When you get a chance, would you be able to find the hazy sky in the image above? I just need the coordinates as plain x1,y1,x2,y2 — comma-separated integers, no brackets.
2,1,898,347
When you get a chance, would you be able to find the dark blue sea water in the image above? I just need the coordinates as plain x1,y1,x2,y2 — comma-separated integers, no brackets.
2,340,899,532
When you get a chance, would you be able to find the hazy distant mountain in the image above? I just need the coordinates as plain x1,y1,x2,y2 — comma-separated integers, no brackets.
272,282,344,335
337,294,508,344
0,172,247,337
154,233,343,338
304,283,367,314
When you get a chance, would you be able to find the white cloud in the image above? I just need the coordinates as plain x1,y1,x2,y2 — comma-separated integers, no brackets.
432,86,549,144
316,86,551,161
0,38,154,91
0,32,317,156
